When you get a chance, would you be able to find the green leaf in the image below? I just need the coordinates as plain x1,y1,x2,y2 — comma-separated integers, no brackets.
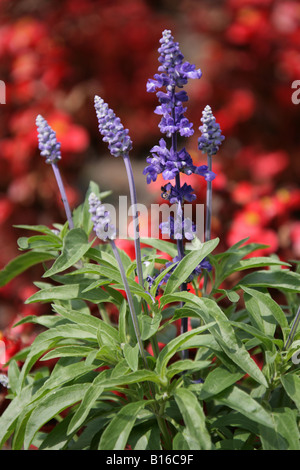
259,407,300,450
215,439,250,450
41,345,95,361
234,257,291,271
156,323,177,344
43,229,93,277
211,411,259,435
172,432,190,450
230,321,277,351
0,380,44,448
52,304,103,331
13,313,64,330
123,343,140,371
155,323,216,378
129,421,162,450
140,238,178,257
7,360,20,395
67,383,104,435
174,388,212,450
24,383,90,449
14,224,60,236
160,292,268,387
25,282,113,305
239,270,300,293
39,414,74,450
217,289,240,303
241,286,288,339
214,241,272,285
164,238,219,295
94,369,163,388
150,261,178,298
199,366,244,400
73,180,107,234
138,313,162,341
51,304,119,349
280,373,300,412
75,262,153,303
18,328,98,388
0,251,56,287
167,359,211,379
99,401,148,450
216,385,274,428
17,234,61,251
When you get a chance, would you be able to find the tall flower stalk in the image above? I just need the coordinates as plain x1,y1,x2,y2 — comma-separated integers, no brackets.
88,192,148,369
145,30,215,345
198,106,224,292
94,96,161,358
36,115,74,230
94,96,144,287
198,105,225,243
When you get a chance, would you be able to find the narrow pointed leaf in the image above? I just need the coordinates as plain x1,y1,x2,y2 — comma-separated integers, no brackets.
164,238,219,295
99,401,148,450
43,228,93,277
0,252,55,287
174,388,212,450
160,292,268,387
24,384,90,449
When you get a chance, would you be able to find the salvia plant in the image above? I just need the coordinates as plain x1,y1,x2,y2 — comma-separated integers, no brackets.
0,30,299,451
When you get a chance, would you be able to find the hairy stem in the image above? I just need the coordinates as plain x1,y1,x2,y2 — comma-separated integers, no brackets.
203,153,212,294
172,89,188,357
51,162,74,229
123,153,160,359
110,239,148,369
205,154,212,243
123,154,144,287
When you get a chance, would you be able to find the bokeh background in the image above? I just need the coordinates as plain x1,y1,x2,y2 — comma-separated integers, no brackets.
0,0,299,379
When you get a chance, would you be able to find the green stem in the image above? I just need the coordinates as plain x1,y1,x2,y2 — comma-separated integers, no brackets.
157,404,172,450
98,304,112,325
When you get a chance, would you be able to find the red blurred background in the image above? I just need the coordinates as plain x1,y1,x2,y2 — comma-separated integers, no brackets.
0,0,299,375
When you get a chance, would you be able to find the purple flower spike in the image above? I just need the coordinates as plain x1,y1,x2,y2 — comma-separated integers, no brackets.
36,115,62,164
89,192,116,241
146,30,202,141
94,95,133,158
198,105,225,156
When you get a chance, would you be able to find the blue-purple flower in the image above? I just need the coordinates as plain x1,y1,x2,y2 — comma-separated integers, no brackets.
143,138,215,184
89,192,116,241
94,95,133,158
145,30,215,303
146,30,202,140
198,105,225,156
161,182,196,204
147,30,202,91
145,31,215,190
36,115,62,164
